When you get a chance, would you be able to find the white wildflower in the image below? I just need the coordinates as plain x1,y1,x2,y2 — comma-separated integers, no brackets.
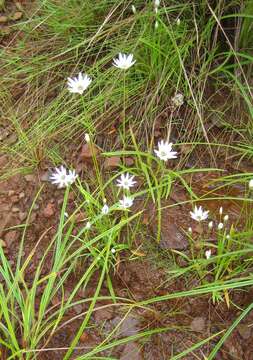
224,214,229,222
208,221,213,229
226,234,230,239
154,140,178,161
249,179,253,190
154,0,160,7
119,196,134,209
217,222,224,230
85,221,91,229
155,21,159,29
190,206,209,222
188,227,192,233
67,72,92,95
84,133,90,143
219,206,223,215
111,248,116,254
172,93,184,107
64,212,69,218
176,18,181,26
116,173,136,190
101,204,109,215
112,53,135,70
50,166,77,188
131,5,136,14
205,249,211,259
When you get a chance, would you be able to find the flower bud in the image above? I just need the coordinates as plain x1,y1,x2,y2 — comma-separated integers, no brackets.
218,222,224,230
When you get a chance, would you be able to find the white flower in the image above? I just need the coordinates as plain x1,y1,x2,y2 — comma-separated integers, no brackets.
116,173,136,190
154,0,160,6
172,93,184,107
84,133,90,143
226,234,230,239
131,5,136,14
249,179,253,190
154,140,178,161
64,212,69,218
67,72,92,94
188,227,192,233
190,206,209,222
208,221,213,229
111,248,116,254
101,204,109,215
176,18,181,26
219,206,223,215
224,214,229,222
155,21,159,29
217,222,224,230
119,196,134,209
113,53,136,70
85,221,91,229
50,166,77,188
67,169,78,185
205,249,211,259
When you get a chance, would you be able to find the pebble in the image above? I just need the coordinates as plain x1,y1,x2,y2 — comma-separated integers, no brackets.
24,174,35,182
4,230,18,246
18,212,27,222
8,190,15,196
190,316,206,332
19,192,25,199
43,203,55,218
0,16,8,23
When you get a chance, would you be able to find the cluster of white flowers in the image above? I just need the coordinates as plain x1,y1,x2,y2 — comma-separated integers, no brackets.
116,172,136,210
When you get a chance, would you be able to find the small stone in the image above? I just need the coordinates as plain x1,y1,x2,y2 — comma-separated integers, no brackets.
8,190,15,196
190,317,206,332
0,16,8,23
40,172,49,182
80,143,101,160
74,304,83,314
11,207,20,213
94,307,114,322
125,157,134,166
18,212,27,222
12,12,23,21
104,156,121,169
25,174,35,182
43,203,55,218
238,324,251,340
4,230,18,246
19,192,25,199
6,133,17,145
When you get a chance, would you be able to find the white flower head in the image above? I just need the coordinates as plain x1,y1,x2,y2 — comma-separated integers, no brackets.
172,93,184,107
155,21,159,29
205,249,211,259
67,72,92,94
119,196,134,209
226,234,230,239
249,179,253,190
111,248,116,254
219,206,223,215
84,133,90,143
131,5,136,14
154,0,160,7
176,18,181,26
116,173,136,190
113,53,136,70
85,221,91,230
188,227,192,233
208,221,213,229
217,222,224,230
101,204,109,215
190,206,209,222
50,166,77,188
224,214,229,222
154,140,178,161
